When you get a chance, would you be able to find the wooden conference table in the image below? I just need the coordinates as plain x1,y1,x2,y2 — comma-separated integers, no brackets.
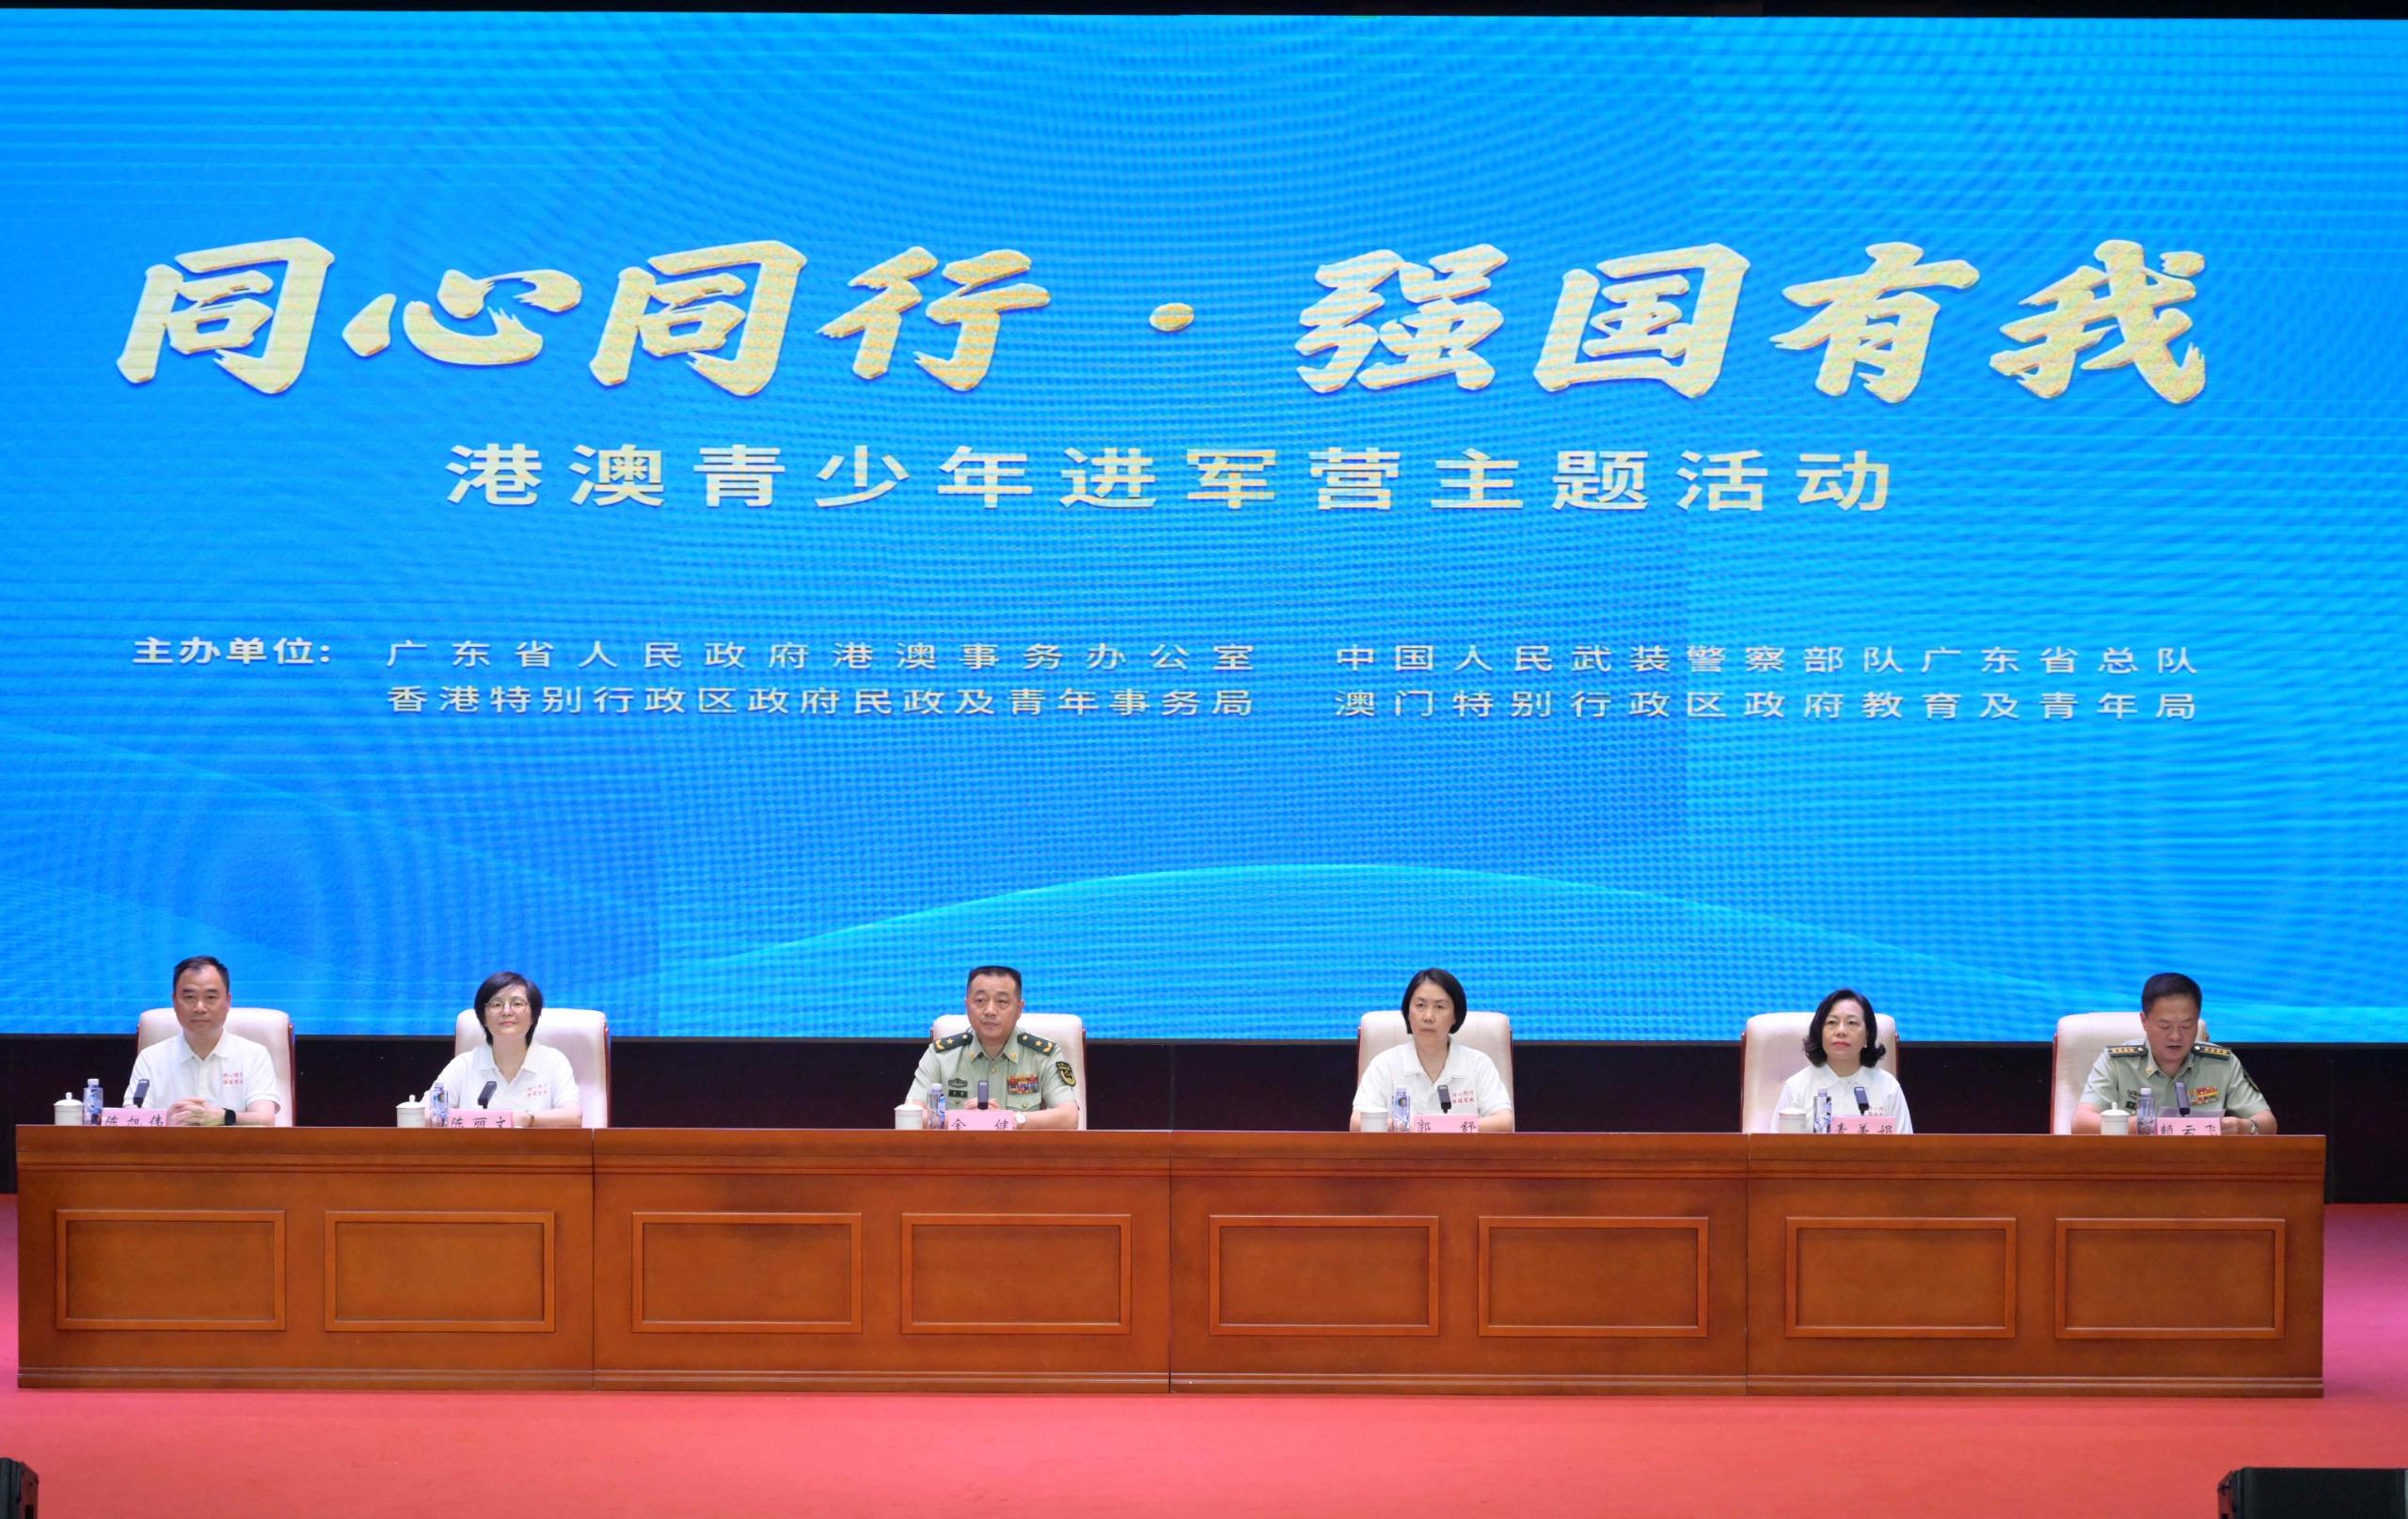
15,1128,2323,1395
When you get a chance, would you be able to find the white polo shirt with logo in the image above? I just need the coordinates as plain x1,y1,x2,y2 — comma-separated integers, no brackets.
429,1041,580,1117
1353,1037,1513,1121
124,1031,284,1116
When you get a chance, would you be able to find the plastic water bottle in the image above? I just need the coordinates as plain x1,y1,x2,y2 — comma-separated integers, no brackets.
1814,1089,1833,1134
1390,1086,1412,1131
427,1082,449,1127
928,1084,947,1128
2132,1086,2157,1137
83,1078,103,1125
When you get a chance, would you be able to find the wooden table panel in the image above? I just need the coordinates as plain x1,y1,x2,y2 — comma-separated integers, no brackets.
17,1127,593,1388
1168,1134,1752,1393
19,1127,2323,1395
630,1211,862,1333
589,1130,1171,1390
1745,1135,2322,1396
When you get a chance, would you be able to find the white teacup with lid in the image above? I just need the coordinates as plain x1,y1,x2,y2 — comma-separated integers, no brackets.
55,1091,85,1125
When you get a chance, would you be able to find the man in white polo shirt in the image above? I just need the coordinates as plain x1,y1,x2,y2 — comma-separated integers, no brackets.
123,956,282,1126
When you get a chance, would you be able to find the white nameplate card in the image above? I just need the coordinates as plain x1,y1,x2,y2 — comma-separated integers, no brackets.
1829,1115,1899,1134
444,1110,517,1130
2152,1116,2222,1137
99,1108,169,1127
1410,1112,1481,1133
944,1109,1017,1131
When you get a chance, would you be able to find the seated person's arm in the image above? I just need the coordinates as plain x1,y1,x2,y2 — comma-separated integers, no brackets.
906,1047,944,1128
2222,1066,2275,1135
122,1049,167,1109
230,1052,286,1125
1021,1055,1080,1130
166,1097,276,1126
1019,1100,1080,1131
2071,1052,2117,1134
1349,1062,1386,1131
1474,1058,1514,1132
523,1064,582,1129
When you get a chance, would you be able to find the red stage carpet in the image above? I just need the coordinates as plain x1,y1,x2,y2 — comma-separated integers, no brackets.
4,1195,2403,1518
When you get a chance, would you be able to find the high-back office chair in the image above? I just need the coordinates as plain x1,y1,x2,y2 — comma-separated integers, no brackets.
2050,1011,2204,1133
1739,1009,1904,1132
927,1012,1090,1129
134,1006,299,1125
452,1006,613,1127
1354,1010,1517,1103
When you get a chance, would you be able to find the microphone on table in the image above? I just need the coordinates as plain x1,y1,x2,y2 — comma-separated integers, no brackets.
478,1080,499,1108
2174,1080,2191,1116
976,1079,990,1111
1435,1083,1452,1114
1853,1084,1871,1116
132,1079,150,1105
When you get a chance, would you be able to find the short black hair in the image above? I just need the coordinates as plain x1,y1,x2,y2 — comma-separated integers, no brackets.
472,972,544,1044
171,955,230,1000
1402,968,1467,1035
1803,988,1886,1068
965,965,1022,996
2141,972,2202,1017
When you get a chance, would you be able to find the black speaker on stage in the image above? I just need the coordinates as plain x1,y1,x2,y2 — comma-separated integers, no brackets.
1,1458,36,1518
2221,1468,2407,1518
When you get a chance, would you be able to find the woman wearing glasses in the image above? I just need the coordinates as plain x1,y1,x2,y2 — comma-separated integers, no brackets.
426,972,583,1128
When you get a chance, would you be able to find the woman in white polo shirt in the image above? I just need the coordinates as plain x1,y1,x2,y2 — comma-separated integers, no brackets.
1773,988,1911,1131
1349,968,1514,1131
427,972,582,1128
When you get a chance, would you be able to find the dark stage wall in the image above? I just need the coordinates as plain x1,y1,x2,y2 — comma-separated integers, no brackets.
5,1036,2401,1200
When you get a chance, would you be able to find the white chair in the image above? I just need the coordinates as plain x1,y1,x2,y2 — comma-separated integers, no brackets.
2051,1011,2204,1133
134,1007,298,1126
452,1007,612,1127
1354,1010,1516,1103
928,1013,1089,1129
1739,1010,1903,1132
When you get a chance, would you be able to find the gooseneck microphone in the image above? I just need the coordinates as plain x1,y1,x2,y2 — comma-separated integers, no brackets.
976,1079,990,1110
1853,1084,1872,1116
2174,1080,2191,1116
132,1078,151,1105
478,1080,499,1108
1436,1083,1453,1114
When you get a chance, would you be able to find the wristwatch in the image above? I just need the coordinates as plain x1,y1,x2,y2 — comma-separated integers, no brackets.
1013,1111,1025,1131
2244,1116,2260,1135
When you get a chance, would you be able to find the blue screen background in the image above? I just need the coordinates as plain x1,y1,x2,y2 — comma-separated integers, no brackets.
1,15,2401,1040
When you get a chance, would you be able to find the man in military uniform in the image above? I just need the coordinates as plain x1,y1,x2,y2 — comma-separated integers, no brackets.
2073,972,2277,1135
905,965,1080,1131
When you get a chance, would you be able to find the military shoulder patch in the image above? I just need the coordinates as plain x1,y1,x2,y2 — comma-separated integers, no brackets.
1016,1031,1057,1055
2193,1041,2233,1057
934,1031,974,1052
2104,1044,2145,1057
1054,1060,1077,1087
